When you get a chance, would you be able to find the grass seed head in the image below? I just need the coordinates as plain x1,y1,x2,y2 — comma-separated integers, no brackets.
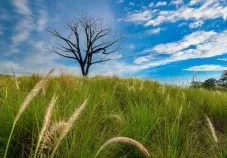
205,115,218,143
95,137,150,157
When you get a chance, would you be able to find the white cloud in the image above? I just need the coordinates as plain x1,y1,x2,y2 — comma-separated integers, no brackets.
128,43,135,49
171,0,183,6
134,30,227,70
12,0,32,16
156,1,167,7
189,0,202,6
117,0,124,4
124,0,227,27
0,25,3,35
184,65,227,71
37,10,48,32
134,56,150,64
151,31,216,54
129,2,135,6
189,20,204,28
125,10,152,23
148,2,154,8
11,17,34,46
218,58,227,61
146,0,227,26
11,0,34,46
147,28,164,35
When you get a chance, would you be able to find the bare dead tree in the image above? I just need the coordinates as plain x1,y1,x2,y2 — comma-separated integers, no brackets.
49,15,119,76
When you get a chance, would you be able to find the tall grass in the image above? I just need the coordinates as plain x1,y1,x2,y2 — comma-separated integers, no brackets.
0,74,226,157
3,69,54,158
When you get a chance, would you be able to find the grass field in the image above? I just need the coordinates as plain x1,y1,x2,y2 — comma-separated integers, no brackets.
0,73,226,158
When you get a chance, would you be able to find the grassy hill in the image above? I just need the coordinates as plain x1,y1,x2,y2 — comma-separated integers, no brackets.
0,74,226,158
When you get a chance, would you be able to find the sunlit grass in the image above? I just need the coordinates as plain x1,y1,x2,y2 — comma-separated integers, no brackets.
0,74,226,157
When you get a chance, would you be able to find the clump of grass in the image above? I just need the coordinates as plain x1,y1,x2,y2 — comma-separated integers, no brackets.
50,99,88,158
3,69,54,158
95,137,150,157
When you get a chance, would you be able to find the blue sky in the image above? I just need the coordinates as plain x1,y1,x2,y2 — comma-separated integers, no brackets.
0,0,227,83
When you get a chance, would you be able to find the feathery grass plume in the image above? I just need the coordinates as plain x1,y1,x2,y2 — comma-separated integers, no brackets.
177,106,183,120
158,86,166,95
107,114,122,122
4,68,54,158
41,121,68,151
33,94,58,158
139,82,144,91
11,66,20,90
205,115,218,143
42,84,47,96
165,94,170,105
128,86,135,92
50,99,88,158
95,137,150,157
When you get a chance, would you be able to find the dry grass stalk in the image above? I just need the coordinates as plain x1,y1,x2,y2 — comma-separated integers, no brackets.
177,106,183,120
41,121,68,151
128,85,135,92
34,94,58,158
11,67,20,90
165,94,170,105
50,99,88,158
107,114,122,121
158,86,166,95
95,137,150,157
15,68,54,123
205,115,218,143
4,68,54,158
139,82,144,91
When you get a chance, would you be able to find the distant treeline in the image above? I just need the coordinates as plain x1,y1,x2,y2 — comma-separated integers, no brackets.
191,70,227,90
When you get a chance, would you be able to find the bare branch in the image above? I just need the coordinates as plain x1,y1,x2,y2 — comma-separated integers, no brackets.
91,58,112,65
49,14,119,76
48,48,77,60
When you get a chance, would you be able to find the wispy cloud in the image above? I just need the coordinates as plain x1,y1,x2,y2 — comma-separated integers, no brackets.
11,0,34,47
37,10,48,32
0,24,3,35
12,0,32,16
125,10,152,23
134,56,150,64
129,2,135,6
171,0,183,6
146,28,164,35
189,20,204,28
128,43,135,49
184,65,227,71
11,17,34,46
155,1,167,7
117,0,124,4
134,30,227,69
124,0,227,27
218,58,227,61
145,0,227,26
